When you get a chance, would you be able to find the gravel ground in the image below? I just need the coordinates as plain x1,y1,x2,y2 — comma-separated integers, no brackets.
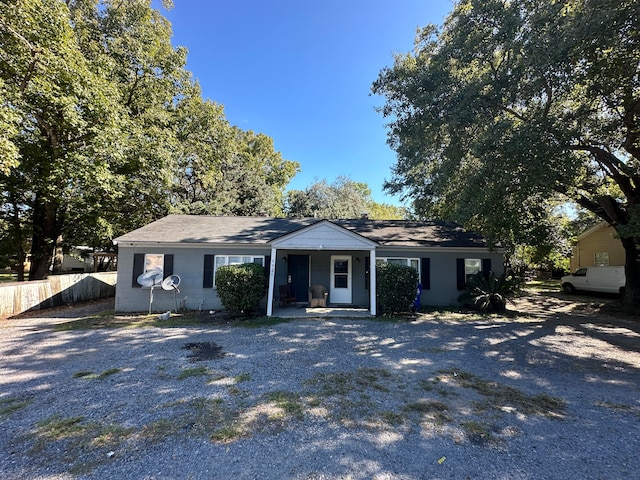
1,294,639,480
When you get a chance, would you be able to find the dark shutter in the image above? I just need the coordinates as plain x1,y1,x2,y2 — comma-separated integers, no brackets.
163,254,174,277
264,255,271,283
482,258,492,278
132,253,145,288
456,258,466,290
421,258,431,290
203,255,214,288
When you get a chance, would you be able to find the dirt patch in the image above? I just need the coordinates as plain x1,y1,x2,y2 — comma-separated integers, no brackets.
182,341,226,361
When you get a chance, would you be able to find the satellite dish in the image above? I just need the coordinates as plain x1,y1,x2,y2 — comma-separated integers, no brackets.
161,274,181,313
161,275,181,291
137,268,163,287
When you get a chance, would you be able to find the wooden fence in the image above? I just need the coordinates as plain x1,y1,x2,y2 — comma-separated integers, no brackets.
0,272,117,317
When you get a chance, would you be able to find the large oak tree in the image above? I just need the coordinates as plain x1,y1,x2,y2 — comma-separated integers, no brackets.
373,0,640,309
1,0,297,279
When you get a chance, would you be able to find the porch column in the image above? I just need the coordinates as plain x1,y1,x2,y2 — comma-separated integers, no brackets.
369,248,376,316
266,247,277,316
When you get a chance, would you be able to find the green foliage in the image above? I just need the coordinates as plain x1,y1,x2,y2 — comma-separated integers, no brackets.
376,262,418,315
373,0,640,307
458,272,523,313
215,263,266,316
285,176,408,219
0,0,298,280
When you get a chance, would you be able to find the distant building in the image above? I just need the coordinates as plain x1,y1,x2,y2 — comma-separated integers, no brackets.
570,222,624,272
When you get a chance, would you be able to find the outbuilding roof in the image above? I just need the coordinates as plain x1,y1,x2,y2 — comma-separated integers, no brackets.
114,215,491,249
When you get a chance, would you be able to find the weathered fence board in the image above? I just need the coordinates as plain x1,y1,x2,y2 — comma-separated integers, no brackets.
0,272,117,317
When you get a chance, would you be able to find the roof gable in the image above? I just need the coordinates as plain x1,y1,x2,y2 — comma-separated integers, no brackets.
271,220,378,249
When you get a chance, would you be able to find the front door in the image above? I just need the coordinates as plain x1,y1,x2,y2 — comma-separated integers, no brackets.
330,255,352,304
288,254,310,302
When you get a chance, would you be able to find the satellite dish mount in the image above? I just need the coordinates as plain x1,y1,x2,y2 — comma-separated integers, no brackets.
137,268,164,314
161,275,181,312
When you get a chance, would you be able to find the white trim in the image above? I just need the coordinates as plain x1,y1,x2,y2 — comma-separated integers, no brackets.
271,220,378,250
115,242,271,250
369,248,376,316
266,247,277,316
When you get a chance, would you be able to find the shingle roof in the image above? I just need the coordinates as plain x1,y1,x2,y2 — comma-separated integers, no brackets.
114,215,490,248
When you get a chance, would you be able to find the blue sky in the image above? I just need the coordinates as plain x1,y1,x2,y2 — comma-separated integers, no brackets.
158,0,454,206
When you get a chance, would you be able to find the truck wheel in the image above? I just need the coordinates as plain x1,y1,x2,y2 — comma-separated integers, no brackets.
562,283,575,294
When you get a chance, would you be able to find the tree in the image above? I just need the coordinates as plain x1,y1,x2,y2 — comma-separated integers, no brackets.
170,94,299,217
373,0,640,309
0,0,191,278
285,176,408,219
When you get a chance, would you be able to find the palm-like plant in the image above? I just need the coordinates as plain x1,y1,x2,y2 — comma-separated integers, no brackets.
458,272,523,313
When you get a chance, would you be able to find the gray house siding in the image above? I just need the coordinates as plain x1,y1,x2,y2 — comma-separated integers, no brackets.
114,215,505,313
116,246,272,313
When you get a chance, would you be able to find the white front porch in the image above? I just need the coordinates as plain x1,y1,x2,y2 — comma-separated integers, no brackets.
265,220,379,317
271,305,371,319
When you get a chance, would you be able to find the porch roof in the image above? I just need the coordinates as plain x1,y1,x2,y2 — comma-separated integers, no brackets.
114,215,491,249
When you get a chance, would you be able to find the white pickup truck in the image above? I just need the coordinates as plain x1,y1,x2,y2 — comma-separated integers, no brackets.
560,266,625,295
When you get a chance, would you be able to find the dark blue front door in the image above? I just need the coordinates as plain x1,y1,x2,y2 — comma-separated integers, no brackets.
288,255,309,302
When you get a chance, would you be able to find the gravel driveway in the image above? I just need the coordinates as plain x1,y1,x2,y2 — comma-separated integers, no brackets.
1,293,639,479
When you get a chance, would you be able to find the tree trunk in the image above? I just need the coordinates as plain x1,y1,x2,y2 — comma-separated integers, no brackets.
28,199,60,281
620,235,640,311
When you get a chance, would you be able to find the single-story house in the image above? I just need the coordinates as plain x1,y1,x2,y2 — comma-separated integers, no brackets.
113,215,504,315
569,222,624,272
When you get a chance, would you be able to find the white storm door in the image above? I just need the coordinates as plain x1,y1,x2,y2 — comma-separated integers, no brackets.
330,255,352,304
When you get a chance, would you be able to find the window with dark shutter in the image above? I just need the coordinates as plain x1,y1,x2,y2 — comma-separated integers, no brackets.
482,258,492,277
456,258,466,290
203,255,214,288
132,254,145,288
421,258,431,290
163,254,174,277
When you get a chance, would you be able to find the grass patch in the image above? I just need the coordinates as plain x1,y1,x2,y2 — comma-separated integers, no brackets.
306,368,394,398
0,396,31,417
233,373,251,383
53,311,293,331
595,401,640,417
439,368,566,418
0,272,17,283
403,400,449,414
380,411,405,426
29,415,134,474
263,391,305,419
524,279,560,293
460,420,497,444
177,366,210,380
72,368,123,380
233,316,292,328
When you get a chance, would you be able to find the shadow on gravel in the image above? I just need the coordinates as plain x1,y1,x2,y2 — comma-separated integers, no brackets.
2,290,639,479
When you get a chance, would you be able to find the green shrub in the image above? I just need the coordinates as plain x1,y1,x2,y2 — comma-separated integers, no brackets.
376,263,419,315
458,272,523,313
215,263,266,316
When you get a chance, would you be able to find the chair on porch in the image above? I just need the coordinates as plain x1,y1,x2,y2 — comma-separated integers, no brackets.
308,284,328,307
278,284,296,307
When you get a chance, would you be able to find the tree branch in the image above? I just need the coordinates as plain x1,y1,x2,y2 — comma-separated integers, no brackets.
569,144,638,199
621,97,640,161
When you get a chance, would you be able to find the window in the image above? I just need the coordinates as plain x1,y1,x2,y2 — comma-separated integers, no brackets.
457,257,490,290
594,252,609,267
377,257,420,273
465,258,482,279
145,254,164,276
213,255,264,286
132,253,173,288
